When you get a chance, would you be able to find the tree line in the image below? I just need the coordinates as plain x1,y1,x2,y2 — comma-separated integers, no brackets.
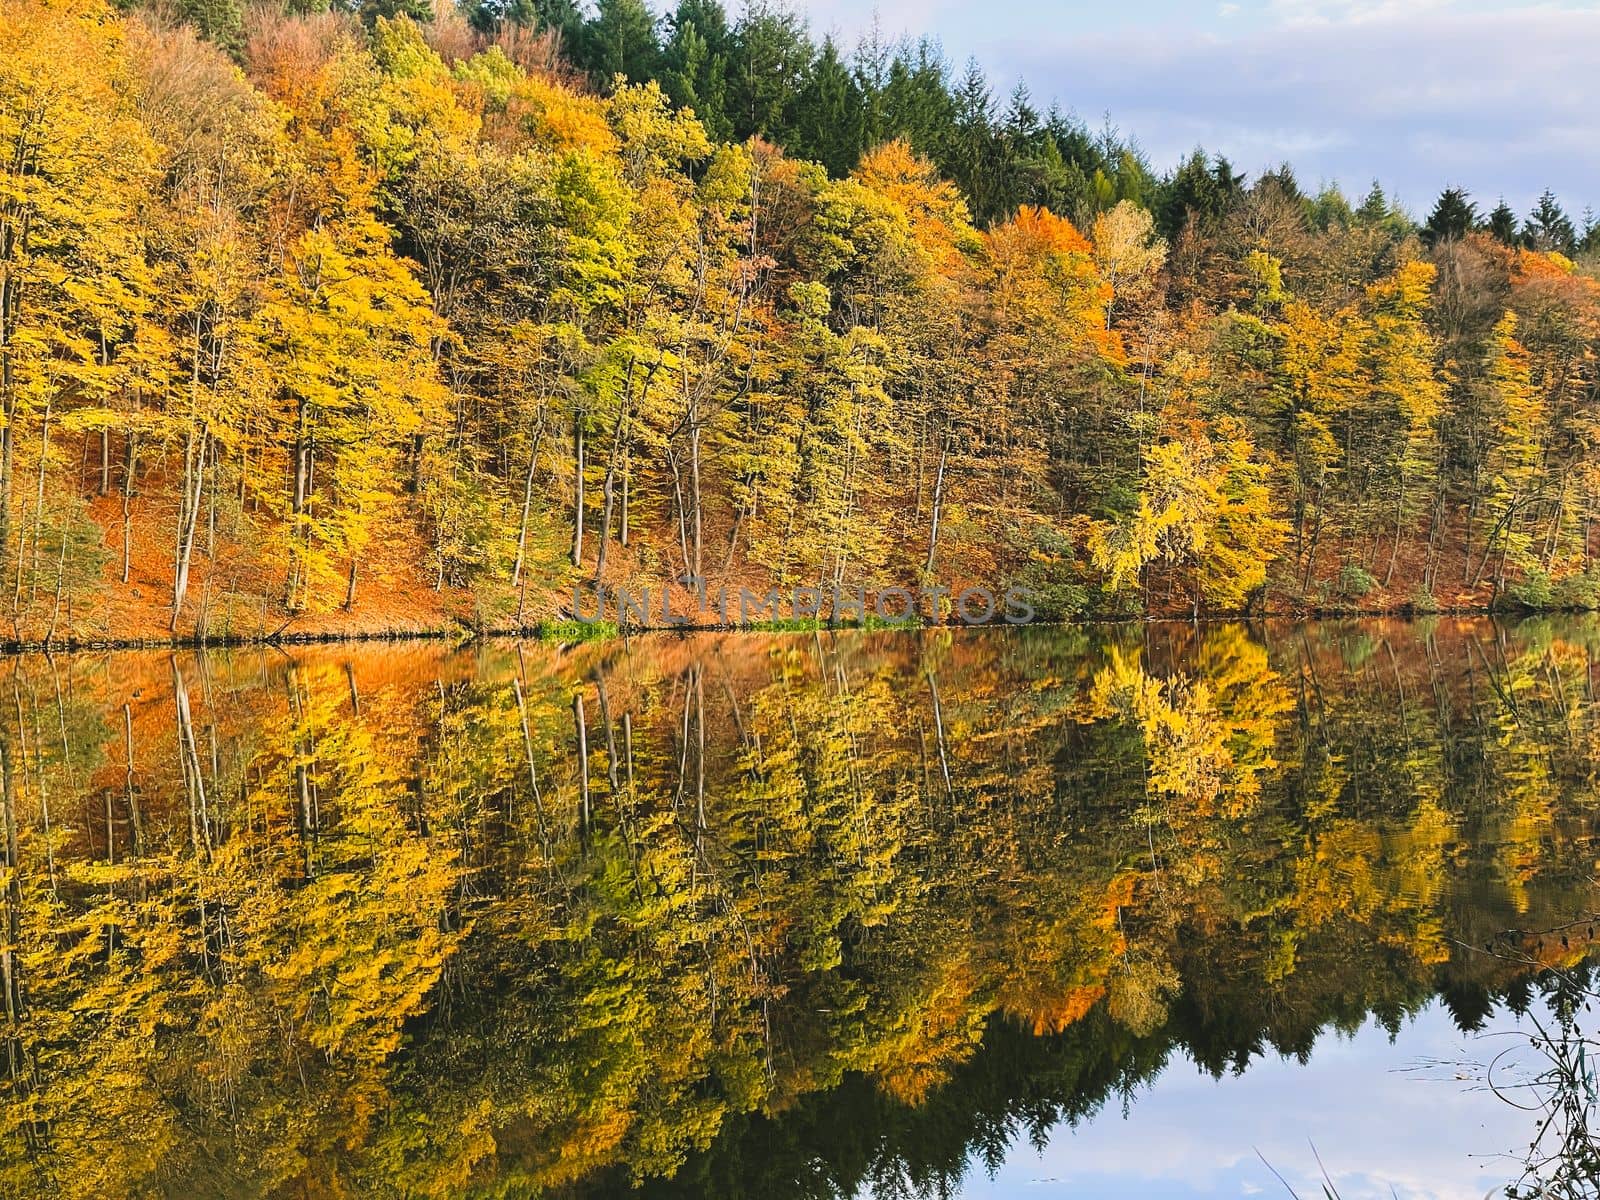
4,0,1600,642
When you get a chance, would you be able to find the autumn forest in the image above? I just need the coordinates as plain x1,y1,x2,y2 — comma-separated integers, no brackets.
4,0,1600,645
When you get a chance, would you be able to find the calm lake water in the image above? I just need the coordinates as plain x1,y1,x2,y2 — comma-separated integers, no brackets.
2,619,1599,1198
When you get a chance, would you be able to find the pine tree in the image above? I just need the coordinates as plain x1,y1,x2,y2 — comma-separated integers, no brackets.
177,0,244,50
1487,198,1519,245
661,0,731,139
1156,150,1243,240
1421,187,1478,246
1523,188,1577,254
947,58,998,222
883,38,956,164
791,37,859,175
578,0,661,85
359,0,433,25
1355,181,1389,225
727,0,811,143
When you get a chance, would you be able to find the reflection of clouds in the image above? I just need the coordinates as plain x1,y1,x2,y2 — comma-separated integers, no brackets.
953,1001,1528,1199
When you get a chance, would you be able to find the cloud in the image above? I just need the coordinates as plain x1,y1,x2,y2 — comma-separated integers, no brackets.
982,3,1600,214
785,1,1596,216
1264,0,1466,27
958,1002,1535,1200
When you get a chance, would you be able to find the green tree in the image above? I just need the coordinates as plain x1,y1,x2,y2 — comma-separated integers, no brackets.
1523,188,1577,254
1422,186,1477,246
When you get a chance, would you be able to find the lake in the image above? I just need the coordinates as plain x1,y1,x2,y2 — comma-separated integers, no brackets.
1,619,1598,1198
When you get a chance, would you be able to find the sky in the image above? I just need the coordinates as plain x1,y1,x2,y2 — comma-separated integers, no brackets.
790,0,1600,223
872,998,1552,1200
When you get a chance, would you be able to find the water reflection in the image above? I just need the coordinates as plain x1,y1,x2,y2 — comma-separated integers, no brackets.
0,619,1598,1197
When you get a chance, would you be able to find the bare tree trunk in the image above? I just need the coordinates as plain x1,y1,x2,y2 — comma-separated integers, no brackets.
238,419,249,508
123,703,142,857
573,691,590,831
1543,475,1568,569
513,652,552,853
1383,476,1405,587
171,424,209,632
28,399,51,607
172,658,211,859
925,428,949,577
204,444,217,560
927,670,954,802
1422,472,1446,593
570,415,585,568
286,669,316,879
666,444,690,577
1471,501,1517,588
510,415,546,589
0,415,12,609
690,420,704,582
693,667,705,832
0,286,18,602
121,432,136,585
1300,513,1322,597
44,530,65,645
0,730,21,1040
620,444,631,548
596,407,628,579
286,404,312,610
595,671,620,795
596,468,615,578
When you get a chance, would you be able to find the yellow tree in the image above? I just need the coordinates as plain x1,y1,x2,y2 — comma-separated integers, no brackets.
0,0,156,624
131,21,286,632
1092,199,1166,331
1471,311,1545,593
1353,260,1444,588
261,218,446,612
850,141,980,586
244,15,449,612
976,205,1124,590
1088,403,1287,614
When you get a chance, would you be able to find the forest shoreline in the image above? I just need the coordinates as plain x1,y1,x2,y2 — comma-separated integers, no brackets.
8,4,1598,663
0,603,1571,656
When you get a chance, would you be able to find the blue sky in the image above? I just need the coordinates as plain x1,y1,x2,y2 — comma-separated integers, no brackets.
791,0,1600,222
868,999,1549,1200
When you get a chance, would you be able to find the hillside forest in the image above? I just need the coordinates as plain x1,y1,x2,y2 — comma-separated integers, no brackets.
6,0,1600,642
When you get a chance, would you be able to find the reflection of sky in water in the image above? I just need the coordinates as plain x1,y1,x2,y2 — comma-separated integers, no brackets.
913,999,1541,1199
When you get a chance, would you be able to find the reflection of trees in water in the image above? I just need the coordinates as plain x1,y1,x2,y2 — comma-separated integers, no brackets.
0,620,1599,1196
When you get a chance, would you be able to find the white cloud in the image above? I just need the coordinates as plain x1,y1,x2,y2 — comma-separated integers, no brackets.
783,1,1598,217
1265,0,1466,27
985,3,1600,213
947,1002,1536,1200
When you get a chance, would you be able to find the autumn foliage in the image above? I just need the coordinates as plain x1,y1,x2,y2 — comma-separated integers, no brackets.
4,0,1600,644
